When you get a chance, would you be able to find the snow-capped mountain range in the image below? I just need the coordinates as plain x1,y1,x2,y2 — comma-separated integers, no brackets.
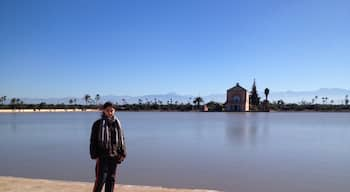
11,88,350,105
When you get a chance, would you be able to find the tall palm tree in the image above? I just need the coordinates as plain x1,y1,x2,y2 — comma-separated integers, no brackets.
84,94,91,105
19,100,24,110
0,96,6,104
345,95,349,105
314,96,318,104
10,98,17,105
264,88,270,101
95,94,100,105
69,99,74,105
10,98,17,109
193,97,204,111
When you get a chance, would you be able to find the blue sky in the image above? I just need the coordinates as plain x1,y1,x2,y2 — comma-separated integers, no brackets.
1,0,350,98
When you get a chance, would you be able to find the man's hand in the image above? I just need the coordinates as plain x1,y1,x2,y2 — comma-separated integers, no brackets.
116,155,125,164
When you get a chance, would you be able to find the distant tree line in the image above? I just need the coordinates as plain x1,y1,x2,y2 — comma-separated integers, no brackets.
0,94,205,112
246,80,350,112
1,93,350,112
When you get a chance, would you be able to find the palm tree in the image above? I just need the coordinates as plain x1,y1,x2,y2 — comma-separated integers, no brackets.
16,98,20,105
193,97,204,111
345,95,349,105
84,94,91,105
324,97,328,104
69,99,74,105
10,98,17,109
264,88,270,101
10,98,17,105
0,96,6,104
314,96,318,104
95,94,100,105
19,100,24,110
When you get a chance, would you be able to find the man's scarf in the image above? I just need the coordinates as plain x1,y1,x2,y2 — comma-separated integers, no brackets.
100,116,124,152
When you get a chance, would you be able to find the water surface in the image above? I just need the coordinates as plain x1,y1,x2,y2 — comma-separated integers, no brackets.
0,112,349,192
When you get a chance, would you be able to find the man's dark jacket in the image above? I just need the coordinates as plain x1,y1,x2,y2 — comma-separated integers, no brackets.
90,117,126,163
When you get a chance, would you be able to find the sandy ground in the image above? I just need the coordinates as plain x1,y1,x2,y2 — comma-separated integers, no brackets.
0,177,221,192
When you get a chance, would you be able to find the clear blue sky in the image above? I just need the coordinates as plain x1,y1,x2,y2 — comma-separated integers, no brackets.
1,0,349,98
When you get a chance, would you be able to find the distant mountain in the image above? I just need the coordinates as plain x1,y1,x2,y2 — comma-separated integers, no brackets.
17,93,225,105
14,88,350,105
269,88,350,104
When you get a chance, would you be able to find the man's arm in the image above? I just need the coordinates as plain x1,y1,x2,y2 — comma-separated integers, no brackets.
90,120,99,159
116,118,127,158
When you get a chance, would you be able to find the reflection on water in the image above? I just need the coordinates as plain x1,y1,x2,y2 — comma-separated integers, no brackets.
225,113,269,146
10,113,17,131
1,112,350,192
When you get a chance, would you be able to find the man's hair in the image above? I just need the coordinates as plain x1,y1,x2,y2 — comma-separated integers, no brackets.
102,101,116,109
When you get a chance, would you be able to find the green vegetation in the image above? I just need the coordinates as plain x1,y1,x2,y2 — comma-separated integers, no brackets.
193,96,204,111
264,88,270,101
269,102,350,112
1,94,350,112
249,79,261,111
0,96,6,104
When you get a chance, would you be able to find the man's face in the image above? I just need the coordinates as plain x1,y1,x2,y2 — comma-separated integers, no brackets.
103,106,115,119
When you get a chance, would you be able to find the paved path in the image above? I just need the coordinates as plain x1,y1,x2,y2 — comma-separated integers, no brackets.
0,177,221,192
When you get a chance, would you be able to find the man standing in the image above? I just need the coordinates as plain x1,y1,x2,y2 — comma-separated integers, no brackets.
90,101,127,192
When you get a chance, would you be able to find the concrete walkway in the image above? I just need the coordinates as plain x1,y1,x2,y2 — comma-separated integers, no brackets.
0,177,221,192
